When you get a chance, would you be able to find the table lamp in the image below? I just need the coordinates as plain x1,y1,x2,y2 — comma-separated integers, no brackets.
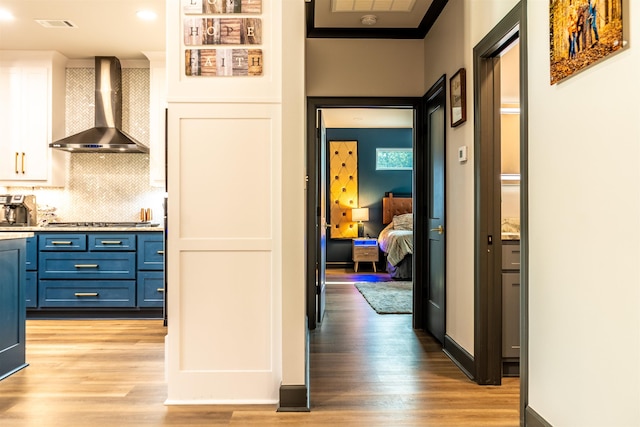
351,207,369,238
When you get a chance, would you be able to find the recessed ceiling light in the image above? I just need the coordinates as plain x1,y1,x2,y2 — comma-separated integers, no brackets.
0,9,15,21
136,10,157,21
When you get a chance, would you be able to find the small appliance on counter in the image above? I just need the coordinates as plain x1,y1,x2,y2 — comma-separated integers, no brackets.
0,194,37,227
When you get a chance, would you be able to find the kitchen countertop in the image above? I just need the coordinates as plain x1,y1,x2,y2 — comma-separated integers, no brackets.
0,232,34,240
501,233,520,241
0,226,163,233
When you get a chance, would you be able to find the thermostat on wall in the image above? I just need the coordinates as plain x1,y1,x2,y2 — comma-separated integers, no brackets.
458,146,468,163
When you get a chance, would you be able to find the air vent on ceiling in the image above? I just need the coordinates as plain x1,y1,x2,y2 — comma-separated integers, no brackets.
332,0,416,12
35,19,77,28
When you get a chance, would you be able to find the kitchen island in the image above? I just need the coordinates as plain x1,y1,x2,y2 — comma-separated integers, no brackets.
0,232,33,380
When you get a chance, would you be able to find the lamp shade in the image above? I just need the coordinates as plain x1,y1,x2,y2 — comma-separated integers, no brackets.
351,207,369,222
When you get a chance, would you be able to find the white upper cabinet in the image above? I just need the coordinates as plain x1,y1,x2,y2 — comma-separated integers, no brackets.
0,51,68,187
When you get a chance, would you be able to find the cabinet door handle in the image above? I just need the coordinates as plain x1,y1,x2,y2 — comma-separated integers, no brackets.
21,152,25,174
74,264,98,268
75,292,99,297
156,288,165,293
14,152,19,174
512,345,521,349
52,241,72,245
100,240,122,245
157,250,164,255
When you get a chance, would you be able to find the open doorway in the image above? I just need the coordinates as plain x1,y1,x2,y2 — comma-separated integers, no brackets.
306,98,420,330
473,4,527,411
306,91,447,339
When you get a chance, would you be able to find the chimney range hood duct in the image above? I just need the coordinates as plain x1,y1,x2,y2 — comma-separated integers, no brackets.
50,56,149,153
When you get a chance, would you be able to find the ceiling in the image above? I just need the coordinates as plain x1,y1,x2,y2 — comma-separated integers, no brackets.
0,0,165,60
307,0,447,39
322,108,413,128
0,0,448,128
0,0,448,60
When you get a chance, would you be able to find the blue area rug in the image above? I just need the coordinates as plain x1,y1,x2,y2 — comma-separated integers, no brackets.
354,282,412,314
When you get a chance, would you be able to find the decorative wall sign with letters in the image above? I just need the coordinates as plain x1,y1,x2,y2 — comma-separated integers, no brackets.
184,0,262,14
182,0,263,77
185,49,263,76
184,18,262,45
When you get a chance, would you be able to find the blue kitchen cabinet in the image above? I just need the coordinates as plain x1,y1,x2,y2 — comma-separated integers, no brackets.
28,231,164,313
25,236,37,308
0,237,27,380
137,233,164,307
137,234,164,270
37,232,136,308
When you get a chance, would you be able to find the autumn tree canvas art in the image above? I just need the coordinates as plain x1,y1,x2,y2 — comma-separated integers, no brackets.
549,0,623,84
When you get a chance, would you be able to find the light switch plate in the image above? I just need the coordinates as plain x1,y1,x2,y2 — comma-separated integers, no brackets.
458,146,468,163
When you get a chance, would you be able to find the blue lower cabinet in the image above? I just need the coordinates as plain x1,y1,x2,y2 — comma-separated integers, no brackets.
26,236,37,271
27,231,164,313
25,271,37,308
39,252,136,280
137,271,165,307
39,280,136,308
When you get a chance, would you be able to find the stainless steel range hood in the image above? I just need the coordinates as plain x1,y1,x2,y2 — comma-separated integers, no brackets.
50,57,149,153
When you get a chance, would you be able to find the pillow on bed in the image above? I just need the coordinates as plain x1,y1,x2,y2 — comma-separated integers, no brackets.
393,213,413,231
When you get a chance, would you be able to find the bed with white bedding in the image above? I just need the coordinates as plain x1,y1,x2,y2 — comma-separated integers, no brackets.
377,194,413,280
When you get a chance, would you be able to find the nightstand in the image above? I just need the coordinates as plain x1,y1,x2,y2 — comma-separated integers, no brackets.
352,238,379,272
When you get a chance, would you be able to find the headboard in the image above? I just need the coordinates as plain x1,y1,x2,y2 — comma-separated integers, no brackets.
382,193,413,224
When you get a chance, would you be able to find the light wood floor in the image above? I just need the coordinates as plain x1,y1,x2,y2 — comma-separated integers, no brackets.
0,275,520,426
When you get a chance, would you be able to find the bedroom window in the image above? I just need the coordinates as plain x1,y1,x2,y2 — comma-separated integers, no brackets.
375,148,413,170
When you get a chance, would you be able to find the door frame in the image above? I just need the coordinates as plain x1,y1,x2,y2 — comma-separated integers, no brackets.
473,1,529,423
306,96,421,331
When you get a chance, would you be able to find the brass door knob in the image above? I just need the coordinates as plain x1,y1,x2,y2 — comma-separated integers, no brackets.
430,225,444,235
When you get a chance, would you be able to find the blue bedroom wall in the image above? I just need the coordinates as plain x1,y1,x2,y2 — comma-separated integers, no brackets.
326,128,413,265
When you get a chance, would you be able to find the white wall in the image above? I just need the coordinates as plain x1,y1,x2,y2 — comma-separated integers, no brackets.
306,39,424,96
527,1,640,425
422,0,476,354
165,0,306,403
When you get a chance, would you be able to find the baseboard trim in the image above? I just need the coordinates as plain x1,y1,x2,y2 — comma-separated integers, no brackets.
525,406,553,427
502,359,520,377
443,334,475,380
277,384,310,412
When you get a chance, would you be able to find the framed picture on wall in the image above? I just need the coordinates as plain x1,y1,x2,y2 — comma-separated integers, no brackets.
449,68,466,127
549,0,624,85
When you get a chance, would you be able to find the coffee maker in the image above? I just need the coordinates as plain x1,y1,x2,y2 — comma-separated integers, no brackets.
0,195,37,226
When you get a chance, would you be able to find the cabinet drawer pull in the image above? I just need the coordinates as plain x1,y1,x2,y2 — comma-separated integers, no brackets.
52,241,72,245
74,264,98,268
100,240,122,245
157,250,164,255
512,345,521,349
156,288,165,293
75,292,99,297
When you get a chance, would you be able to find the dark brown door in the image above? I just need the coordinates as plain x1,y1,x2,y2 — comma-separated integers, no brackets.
417,76,447,343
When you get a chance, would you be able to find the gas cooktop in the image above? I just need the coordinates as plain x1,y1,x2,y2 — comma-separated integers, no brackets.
45,221,159,228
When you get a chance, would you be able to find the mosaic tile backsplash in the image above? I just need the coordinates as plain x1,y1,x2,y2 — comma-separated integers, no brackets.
8,67,165,224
